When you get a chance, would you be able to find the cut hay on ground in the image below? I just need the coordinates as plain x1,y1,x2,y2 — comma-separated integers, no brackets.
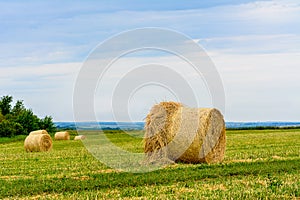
29,130,48,136
24,132,53,152
74,135,86,140
144,101,226,164
54,131,70,140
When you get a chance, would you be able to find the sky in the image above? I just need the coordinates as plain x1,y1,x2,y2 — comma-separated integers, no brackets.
0,0,300,122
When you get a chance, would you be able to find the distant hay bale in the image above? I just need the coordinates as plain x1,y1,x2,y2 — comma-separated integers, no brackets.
144,101,226,164
74,135,86,140
24,133,53,152
29,130,48,136
54,131,70,140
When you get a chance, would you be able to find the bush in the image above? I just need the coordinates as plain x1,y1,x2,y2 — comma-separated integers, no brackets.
0,120,25,137
0,113,4,123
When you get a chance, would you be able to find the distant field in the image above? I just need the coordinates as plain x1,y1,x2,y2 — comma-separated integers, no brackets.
0,129,299,199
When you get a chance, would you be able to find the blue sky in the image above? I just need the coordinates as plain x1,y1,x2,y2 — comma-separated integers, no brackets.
1,0,300,121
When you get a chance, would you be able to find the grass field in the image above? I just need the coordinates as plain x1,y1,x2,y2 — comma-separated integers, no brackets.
0,129,299,199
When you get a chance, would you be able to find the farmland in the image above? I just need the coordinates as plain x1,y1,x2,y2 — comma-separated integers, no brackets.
0,129,299,199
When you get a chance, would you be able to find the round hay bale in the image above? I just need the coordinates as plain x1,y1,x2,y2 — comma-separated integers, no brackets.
54,131,70,140
29,130,48,136
144,101,226,164
74,135,86,140
24,134,53,152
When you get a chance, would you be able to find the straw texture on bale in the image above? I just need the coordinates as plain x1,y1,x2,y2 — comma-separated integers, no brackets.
24,133,52,152
54,131,70,140
74,135,86,140
29,130,48,136
144,102,226,164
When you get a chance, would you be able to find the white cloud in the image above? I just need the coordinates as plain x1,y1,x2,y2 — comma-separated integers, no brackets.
2,0,300,67
1,0,300,121
211,52,300,121
199,34,300,55
235,0,300,22
0,62,81,121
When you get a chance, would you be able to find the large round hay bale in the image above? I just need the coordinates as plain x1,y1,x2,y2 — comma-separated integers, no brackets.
24,134,53,152
74,135,86,140
54,131,70,140
29,130,48,136
144,101,226,164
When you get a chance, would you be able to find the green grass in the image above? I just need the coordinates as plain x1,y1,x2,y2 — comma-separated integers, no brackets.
0,135,27,144
0,129,299,199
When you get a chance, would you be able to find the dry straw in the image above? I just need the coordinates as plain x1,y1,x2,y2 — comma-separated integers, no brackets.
24,130,52,152
74,135,86,140
29,130,48,136
144,102,226,164
54,131,70,140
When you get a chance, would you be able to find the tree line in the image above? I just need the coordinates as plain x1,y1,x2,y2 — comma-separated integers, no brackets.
0,95,56,137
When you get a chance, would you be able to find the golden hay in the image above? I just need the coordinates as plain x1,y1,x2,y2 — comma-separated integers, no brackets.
74,135,86,140
24,134,52,152
144,101,226,164
29,130,48,136
54,131,70,140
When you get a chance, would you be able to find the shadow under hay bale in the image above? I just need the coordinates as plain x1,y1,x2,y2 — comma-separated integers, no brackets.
54,131,70,140
144,101,226,164
24,130,52,152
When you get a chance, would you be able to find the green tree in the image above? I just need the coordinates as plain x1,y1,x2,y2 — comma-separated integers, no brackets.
0,120,24,137
0,95,56,137
39,116,56,133
0,95,13,115
15,109,40,134
12,100,25,116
